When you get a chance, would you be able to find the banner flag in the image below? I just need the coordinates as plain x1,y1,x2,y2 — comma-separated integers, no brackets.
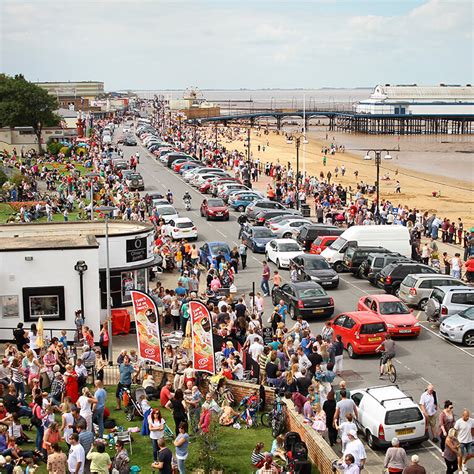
189,301,215,374
130,290,163,366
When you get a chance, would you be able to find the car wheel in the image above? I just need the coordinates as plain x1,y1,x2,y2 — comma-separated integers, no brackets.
393,285,401,297
347,344,357,359
418,299,428,311
334,261,344,273
206,214,209,221
251,243,256,253
290,306,297,320
356,268,364,279
225,216,229,221
237,205,245,212
463,331,474,347
276,259,281,269
366,430,376,449
265,252,269,260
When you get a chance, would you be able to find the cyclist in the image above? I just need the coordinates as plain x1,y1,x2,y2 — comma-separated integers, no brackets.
376,334,396,379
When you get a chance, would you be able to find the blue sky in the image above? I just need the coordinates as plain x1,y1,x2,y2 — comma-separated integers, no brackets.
1,0,472,90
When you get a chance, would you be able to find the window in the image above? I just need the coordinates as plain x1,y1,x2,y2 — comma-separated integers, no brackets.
1,296,19,318
374,257,384,267
404,276,416,287
121,272,134,303
451,292,474,304
333,315,346,327
352,393,364,406
360,322,386,334
22,287,65,322
385,407,423,425
343,317,356,329
419,279,433,289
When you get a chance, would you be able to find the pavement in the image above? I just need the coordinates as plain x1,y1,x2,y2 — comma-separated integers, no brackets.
112,121,473,473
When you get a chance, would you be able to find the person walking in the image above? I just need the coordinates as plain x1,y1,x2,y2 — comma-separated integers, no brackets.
443,428,460,474
450,253,463,279
403,454,426,474
173,421,190,474
261,261,270,296
454,409,474,473
149,408,166,462
239,242,247,270
438,400,455,451
68,433,85,474
419,384,439,443
93,380,107,439
383,437,408,473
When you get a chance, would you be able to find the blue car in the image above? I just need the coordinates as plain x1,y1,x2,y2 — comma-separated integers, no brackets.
229,192,261,212
179,163,203,174
199,241,231,267
241,225,276,253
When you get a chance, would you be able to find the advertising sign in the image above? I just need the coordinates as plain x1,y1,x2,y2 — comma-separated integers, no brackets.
189,301,215,374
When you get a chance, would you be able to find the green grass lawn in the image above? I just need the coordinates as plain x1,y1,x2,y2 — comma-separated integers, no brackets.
0,203,83,224
30,386,276,474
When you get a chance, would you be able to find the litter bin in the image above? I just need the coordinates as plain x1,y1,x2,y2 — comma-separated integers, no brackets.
300,204,311,218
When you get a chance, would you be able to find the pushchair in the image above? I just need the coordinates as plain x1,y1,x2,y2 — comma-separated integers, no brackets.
238,394,261,428
123,387,146,422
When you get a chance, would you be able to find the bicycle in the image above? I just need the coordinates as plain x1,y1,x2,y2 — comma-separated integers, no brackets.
380,352,397,383
261,389,286,438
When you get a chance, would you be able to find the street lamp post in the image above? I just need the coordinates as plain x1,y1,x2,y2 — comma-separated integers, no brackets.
364,149,396,217
86,172,100,220
74,260,88,320
215,123,218,152
295,137,301,210
96,205,117,363
247,127,251,163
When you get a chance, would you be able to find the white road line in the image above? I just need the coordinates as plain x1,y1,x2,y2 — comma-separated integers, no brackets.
216,229,227,238
419,322,474,358
421,376,431,384
339,275,370,295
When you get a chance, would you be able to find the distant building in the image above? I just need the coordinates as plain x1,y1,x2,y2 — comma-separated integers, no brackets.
35,81,105,99
356,84,474,115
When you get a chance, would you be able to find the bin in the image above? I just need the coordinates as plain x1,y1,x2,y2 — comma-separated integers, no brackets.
300,204,311,218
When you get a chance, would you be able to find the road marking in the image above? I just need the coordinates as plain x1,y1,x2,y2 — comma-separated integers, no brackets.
216,229,227,238
419,322,474,358
339,275,370,295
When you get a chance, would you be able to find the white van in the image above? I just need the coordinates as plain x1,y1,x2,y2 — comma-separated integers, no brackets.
321,225,411,272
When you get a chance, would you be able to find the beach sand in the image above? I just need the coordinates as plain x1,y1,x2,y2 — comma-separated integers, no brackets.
218,127,474,228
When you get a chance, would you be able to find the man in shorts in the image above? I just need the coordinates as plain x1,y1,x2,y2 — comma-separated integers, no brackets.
455,409,474,472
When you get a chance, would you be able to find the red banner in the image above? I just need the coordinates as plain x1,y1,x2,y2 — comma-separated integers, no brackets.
130,290,163,366
189,301,215,374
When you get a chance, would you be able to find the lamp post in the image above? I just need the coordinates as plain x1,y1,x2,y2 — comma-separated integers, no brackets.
96,205,117,363
246,127,251,163
74,260,88,320
86,172,100,220
295,136,301,210
363,149,396,217
215,123,218,152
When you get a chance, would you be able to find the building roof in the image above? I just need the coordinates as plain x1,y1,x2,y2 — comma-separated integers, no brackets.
0,234,98,251
372,84,474,101
0,221,154,240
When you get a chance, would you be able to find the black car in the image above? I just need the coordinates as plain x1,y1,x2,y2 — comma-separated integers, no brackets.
290,254,339,288
241,225,276,253
124,137,137,146
361,252,411,283
254,209,301,226
343,246,388,276
271,281,334,320
167,153,192,168
296,224,343,251
377,262,438,295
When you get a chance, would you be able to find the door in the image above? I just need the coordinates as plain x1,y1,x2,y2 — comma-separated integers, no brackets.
279,284,294,307
332,314,348,343
268,241,277,262
359,296,373,311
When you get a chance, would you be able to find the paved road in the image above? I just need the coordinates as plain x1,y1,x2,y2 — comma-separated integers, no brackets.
119,124,473,473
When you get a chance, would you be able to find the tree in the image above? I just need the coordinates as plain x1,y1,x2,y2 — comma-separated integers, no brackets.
0,74,59,153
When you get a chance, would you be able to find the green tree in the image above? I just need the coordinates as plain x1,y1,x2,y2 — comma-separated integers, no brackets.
0,74,59,153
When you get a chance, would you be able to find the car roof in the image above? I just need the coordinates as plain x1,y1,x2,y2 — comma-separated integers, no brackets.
287,281,325,290
174,217,193,223
299,254,326,261
208,241,230,248
354,386,417,410
273,238,299,244
302,223,338,229
408,273,462,280
433,285,474,292
366,294,402,303
337,311,385,323
155,205,176,211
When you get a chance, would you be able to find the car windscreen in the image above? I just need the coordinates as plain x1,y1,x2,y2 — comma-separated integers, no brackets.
157,207,175,215
385,407,423,425
330,237,347,251
208,199,225,207
360,322,386,334
459,307,474,320
345,247,356,259
304,259,331,270
210,244,230,254
253,228,274,238
379,302,410,315
176,222,194,228
279,243,301,252
297,287,326,298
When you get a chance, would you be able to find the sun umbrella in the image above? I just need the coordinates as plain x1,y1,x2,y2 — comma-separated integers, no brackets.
470,227,474,232
36,317,44,349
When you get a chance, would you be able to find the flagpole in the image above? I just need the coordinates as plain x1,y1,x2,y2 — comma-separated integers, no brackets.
303,93,306,179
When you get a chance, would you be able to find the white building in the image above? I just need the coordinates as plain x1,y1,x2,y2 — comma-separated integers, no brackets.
356,84,474,115
0,221,156,342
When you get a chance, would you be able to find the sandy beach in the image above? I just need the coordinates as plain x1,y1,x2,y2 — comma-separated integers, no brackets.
218,126,474,228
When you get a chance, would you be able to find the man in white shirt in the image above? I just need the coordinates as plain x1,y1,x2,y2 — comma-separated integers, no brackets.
419,384,438,442
248,338,264,362
454,410,474,472
343,430,366,470
68,433,85,474
334,453,360,473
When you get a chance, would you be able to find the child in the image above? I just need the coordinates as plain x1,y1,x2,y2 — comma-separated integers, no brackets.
272,270,281,290
58,330,68,349
3,455,14,474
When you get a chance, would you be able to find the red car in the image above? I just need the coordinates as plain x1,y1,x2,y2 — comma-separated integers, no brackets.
310,235,339,254
200,198,229,221
330,311,388,358
357,294,421,337
173,160,198,173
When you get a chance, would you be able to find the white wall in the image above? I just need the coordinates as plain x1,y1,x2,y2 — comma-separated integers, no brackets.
0,247,101,341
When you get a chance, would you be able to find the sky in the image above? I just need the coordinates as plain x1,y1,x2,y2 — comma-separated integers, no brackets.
0,0,472,91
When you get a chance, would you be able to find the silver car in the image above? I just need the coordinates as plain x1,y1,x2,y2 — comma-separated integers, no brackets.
425,286,474,322
399,274,466,310
439,307,474,346
267,218,312,238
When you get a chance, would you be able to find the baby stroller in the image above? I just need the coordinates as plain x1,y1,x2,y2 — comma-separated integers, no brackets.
239,394,261,428
123,387,146,421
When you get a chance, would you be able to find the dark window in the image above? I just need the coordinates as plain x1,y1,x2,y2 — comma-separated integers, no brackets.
419,279,433,289
352,393,364,406
451,292,474,304
385,408,423,425
343,317,356,329
374,257,384,267
333,315,346,327
360,322,386,334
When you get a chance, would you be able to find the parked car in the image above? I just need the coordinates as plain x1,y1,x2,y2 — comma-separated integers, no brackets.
357,294,420,337
296,224,343,252
245,199,287,220
309,235,339,255
113,160,128,171
265,238,304,268
154,205,179,223
268,218,312,239
241,226,276,253
229,192,261,212
344,246,388,275
162,217,198,240
399,274,466,310
361,253,411,284
167,153,193,168
220,185,250,203
199,242,231,268
439,307,474,346
125,172,145,191
290,254,339,288
351,385,427,448
377,262,438,296
254,209,301,226
200,198,229,221
425,286,474,321
123,136,137,146
330,311,388,358
271,281,334,320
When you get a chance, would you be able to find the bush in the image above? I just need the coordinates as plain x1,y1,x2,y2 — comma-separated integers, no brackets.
75,146,87,157
59,146,70,156
47,142,63,155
